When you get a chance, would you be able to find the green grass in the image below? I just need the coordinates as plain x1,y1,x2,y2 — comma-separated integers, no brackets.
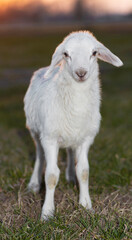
0,28,132,239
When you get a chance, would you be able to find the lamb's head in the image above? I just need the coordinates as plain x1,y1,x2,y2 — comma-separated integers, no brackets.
45,31,123,82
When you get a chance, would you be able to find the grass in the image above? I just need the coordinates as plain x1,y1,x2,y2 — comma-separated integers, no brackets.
0,27,132,239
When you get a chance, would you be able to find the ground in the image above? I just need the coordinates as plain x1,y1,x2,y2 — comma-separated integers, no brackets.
0,25,132,239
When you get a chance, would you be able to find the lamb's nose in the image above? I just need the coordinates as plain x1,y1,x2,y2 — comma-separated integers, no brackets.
76,69,87,78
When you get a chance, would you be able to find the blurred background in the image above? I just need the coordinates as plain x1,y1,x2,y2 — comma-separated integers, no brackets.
0,0,132,87
0,1,132,237
0,0,132,24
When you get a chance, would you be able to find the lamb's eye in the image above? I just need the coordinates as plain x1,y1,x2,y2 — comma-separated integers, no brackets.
63,52,69,58
93,51,97,56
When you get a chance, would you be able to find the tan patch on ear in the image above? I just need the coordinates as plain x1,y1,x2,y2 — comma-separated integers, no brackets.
47,174,57,189
81,169,88,182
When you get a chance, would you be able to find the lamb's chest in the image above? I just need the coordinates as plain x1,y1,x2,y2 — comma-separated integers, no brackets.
43,81,100,147
56,102,97,147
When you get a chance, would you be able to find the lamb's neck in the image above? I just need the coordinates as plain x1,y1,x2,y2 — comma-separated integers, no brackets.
56,73,99,114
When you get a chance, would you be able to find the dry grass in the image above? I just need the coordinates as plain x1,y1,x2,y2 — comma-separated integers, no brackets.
0,185,131,239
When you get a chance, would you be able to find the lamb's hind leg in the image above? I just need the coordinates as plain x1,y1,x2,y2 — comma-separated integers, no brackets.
28,131,44,193
65,148,76,184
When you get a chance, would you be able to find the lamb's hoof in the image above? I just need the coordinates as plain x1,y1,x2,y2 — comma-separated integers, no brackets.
81,205,94,214
27,182,40,194
79,198,92,211
41,209,54,221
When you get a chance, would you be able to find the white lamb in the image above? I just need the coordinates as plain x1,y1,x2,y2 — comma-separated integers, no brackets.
24,31,123,220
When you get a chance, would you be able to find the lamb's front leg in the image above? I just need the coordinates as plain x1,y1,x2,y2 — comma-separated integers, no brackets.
41,139,60,221
75,137,93,210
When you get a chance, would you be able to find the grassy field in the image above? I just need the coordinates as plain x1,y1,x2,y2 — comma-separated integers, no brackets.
0,27,132,239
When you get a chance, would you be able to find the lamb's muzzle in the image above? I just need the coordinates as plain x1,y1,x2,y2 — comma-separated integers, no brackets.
75,68,87,81
24,30,123,220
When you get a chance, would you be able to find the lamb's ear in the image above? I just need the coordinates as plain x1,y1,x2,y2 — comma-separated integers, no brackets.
45,42,64,78
96,41,123,67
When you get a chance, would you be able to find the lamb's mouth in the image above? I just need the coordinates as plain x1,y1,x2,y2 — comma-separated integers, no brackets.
75,77,87,83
